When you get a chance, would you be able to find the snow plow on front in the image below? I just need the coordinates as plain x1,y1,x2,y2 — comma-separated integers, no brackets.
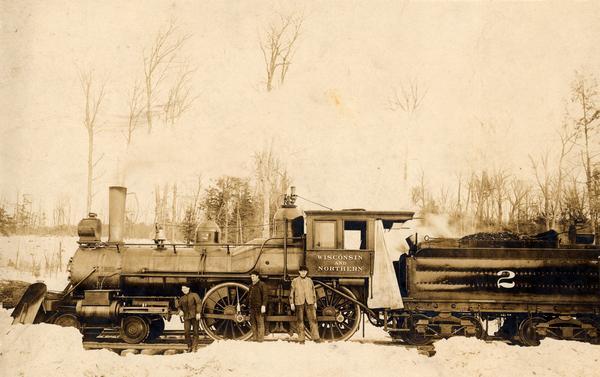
11,186,600,350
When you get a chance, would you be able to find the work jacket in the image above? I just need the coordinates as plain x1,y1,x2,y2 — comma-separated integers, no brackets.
177,292,202,320
289,276,317,305
248,281,268,309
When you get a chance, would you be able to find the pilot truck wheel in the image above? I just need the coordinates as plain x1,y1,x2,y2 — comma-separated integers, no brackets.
120,315,150,344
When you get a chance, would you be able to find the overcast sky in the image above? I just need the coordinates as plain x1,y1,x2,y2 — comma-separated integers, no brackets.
1,1,599,222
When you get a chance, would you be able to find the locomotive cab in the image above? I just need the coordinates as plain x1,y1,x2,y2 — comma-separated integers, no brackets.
304,210,414,278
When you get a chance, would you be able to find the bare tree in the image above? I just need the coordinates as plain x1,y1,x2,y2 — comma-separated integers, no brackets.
170,183,178,241
388,79,428,206
410,169,441,214
507,178,531,232
570,71,600,229
163,63,198,126
388,79,428,114
452,172,468,233
491,169,510,226
552,121,578,226
437,185,451,214
125,79,144,146
255,147,276,238
78,68,106,214
52,195,71,227
562,176,587,224
154,183,170,226
529,152,553,230
180,175,202,243
469,171,494,227
143,21,191,133
260,13,303,92
254,145,289,238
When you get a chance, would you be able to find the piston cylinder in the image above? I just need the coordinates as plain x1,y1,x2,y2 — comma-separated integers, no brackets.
76,300,120,320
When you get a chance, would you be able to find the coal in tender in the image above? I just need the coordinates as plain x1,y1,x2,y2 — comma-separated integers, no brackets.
460,231,524,241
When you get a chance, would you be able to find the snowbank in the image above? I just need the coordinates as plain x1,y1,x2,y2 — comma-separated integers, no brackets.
1,308,598,377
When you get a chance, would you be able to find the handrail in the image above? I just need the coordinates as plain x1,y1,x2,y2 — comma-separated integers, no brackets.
95,238,304,248
61,266,98,299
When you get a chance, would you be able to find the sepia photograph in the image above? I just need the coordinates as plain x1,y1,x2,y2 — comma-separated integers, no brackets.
1,1,599,376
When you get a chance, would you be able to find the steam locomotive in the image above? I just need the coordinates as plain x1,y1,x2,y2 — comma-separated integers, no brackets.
11,186,600,347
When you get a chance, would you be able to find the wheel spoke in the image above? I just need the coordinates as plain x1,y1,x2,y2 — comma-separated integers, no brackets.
214,300,226,310
227,287,233,306
216,319,227,333
226,321,233,338
234,322,243,337
332,294,344,307
327,291,334,306
205,296,219,307
216,288,225,305
334,322,344,336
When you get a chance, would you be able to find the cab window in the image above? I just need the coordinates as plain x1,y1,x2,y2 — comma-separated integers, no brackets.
314,221,336,249
343,221,367,250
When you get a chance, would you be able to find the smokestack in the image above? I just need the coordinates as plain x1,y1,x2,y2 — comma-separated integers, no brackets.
108,186,127,243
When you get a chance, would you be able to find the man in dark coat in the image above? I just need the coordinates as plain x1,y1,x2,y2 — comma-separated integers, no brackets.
248,270,268,342
177,284,202,351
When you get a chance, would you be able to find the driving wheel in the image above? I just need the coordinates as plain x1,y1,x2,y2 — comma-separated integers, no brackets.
201,282,252,341
310,285,361,342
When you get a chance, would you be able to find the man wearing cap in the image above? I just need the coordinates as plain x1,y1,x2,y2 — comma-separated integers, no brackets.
248,270,268,342
290,265,321,343
177,284,201,351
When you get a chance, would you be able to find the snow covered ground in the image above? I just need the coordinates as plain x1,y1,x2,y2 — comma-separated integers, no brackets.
1,308,599,377
1,235,599,377
0,235,77,290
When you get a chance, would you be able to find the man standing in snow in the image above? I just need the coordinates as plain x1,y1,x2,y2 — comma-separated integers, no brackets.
248,270,268,342
177,284,201,352
290,265,321,343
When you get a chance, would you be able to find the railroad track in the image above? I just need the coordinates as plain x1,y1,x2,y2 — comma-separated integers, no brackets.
83,329,213,355
82,329,445,356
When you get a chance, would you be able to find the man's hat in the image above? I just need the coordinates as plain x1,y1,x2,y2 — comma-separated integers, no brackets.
250,270,260,276
299,265,308,272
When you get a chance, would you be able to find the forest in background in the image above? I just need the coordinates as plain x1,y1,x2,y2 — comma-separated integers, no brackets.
1,10,598,243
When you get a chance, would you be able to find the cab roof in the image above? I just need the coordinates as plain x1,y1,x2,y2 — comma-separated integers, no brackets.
305,210,414,222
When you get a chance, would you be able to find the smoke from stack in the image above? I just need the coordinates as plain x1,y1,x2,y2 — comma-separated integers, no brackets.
108,186,127,243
